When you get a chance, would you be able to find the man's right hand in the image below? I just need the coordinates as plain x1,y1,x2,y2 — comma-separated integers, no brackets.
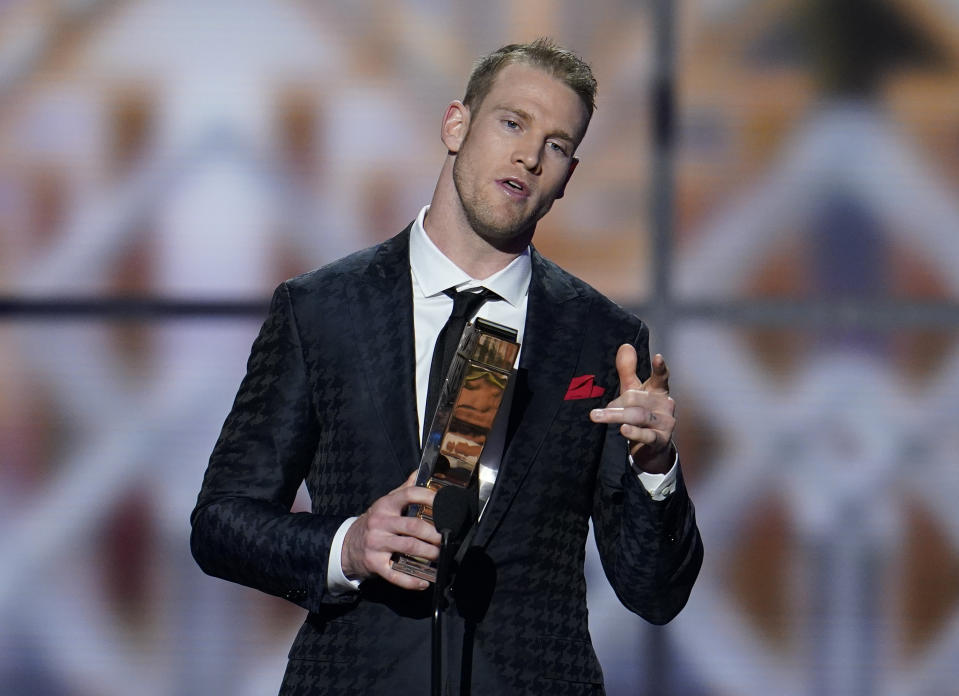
341,471,440,590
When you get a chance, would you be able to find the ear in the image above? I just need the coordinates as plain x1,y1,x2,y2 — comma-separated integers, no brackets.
554,156,579,199
441,100,470,154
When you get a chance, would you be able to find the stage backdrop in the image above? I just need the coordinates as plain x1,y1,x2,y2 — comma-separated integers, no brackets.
1,1,957,694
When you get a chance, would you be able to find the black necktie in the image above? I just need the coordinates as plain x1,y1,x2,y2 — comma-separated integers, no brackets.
423,288,497,444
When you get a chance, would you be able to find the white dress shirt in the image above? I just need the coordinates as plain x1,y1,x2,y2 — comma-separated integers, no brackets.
326,206,676,594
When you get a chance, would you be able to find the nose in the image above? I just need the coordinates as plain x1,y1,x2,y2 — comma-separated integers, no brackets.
512,136,542,174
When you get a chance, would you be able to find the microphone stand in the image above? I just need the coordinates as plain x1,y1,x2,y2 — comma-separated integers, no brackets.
428,484,476,696
431,528,454,696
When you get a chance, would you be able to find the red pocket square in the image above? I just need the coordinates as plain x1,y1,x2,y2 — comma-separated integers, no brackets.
564,375,606,400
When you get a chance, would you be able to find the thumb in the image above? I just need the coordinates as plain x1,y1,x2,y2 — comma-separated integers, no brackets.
643,353,670,394
401,469,419,488
615,344,644,395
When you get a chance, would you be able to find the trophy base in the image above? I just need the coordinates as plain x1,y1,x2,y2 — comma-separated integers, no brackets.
390,555,437,583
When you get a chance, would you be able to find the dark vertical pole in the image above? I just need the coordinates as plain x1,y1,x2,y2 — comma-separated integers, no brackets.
644,0,677,694
649,0,677,357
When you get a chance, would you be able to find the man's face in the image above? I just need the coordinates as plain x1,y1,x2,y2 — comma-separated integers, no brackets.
451,62,589,247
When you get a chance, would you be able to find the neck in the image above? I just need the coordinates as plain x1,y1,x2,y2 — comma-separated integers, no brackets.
424,159,531,280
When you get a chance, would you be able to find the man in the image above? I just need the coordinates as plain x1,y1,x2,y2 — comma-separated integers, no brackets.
191,38,702,695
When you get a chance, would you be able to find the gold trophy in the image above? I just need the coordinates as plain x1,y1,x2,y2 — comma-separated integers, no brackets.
392,317,520,582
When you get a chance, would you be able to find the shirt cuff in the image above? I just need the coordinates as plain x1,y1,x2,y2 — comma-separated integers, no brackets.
630,449,679,501
327,516,362,596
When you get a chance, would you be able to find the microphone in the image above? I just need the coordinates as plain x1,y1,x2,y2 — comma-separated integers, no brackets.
431,485,477,542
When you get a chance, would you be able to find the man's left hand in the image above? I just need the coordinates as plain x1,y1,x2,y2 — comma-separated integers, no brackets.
589,344,675,474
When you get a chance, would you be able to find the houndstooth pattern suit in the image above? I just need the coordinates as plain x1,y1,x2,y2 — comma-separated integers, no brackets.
191,227,703,695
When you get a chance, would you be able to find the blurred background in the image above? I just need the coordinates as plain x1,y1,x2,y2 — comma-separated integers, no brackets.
1,0,958,694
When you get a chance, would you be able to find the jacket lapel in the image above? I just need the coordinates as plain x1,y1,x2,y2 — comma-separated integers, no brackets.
473,249,588,546
346,227,421,481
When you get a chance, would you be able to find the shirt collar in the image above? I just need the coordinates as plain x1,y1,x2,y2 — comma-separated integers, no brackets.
409,205,531,307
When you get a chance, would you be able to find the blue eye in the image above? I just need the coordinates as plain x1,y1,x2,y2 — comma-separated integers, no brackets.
504,120,519,129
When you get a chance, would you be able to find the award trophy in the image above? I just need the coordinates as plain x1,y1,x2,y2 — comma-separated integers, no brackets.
392,317,520,582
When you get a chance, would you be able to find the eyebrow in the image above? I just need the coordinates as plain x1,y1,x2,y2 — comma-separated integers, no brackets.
494,105,575,144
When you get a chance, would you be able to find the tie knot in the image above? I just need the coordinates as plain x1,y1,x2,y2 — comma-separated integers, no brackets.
445,287,497,321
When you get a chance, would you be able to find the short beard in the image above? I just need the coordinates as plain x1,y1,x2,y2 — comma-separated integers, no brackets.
452,150,538,254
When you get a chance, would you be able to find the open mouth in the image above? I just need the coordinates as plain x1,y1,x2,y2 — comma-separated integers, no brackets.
499,179,528,197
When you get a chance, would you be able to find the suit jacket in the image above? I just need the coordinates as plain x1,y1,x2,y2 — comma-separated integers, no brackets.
191,227,703,695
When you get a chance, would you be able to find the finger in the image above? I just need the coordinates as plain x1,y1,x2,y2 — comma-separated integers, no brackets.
642,353,670,394
388,515,442,544
365,503,442,547
367,523,441,558
384,563,431,591
618,425,661,447
400,469,419,488
615,344,643,394
386,484,437,511
389,533,441,561
601,389,674,415
589,405,673,428
590,405,649,425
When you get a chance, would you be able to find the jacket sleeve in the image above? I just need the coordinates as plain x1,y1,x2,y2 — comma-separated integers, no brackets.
591,322,704,624
190,283,352,613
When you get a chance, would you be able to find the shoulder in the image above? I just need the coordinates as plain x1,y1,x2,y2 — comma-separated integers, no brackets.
531,248,643,333
281,226,412,300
